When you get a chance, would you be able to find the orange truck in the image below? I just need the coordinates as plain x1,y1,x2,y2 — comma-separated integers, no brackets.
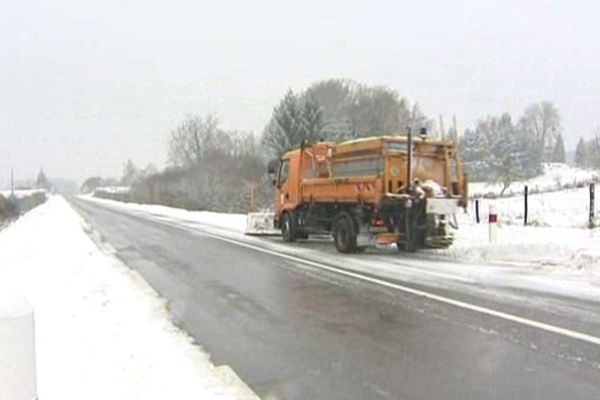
262,130,467,253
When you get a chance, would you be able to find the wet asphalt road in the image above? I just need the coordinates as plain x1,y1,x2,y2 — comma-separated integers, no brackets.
70,198,600,400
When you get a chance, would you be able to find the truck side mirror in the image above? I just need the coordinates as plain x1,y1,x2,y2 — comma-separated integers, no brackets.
267,159,279,186
267,159,279,175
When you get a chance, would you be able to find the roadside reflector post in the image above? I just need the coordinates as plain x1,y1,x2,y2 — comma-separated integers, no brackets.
475,199,480,224
489,205,498,243
0,290,37,400
590,183,596,229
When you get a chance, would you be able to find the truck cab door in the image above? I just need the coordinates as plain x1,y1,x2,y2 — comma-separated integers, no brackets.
276,158,291,211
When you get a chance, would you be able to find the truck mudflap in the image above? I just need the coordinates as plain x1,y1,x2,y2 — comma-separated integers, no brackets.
426,198,460,215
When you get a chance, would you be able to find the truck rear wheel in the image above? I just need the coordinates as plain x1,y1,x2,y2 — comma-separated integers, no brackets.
281,212,297,242
333,215,358,253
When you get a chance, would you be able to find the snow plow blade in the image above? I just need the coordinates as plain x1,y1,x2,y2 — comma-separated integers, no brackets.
245,212,279,236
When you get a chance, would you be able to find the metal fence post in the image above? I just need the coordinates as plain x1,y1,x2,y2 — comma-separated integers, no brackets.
524,185,528,226
590,183,596,229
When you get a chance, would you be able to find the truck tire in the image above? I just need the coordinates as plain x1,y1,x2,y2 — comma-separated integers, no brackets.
281,212,297,242
333,214,358,253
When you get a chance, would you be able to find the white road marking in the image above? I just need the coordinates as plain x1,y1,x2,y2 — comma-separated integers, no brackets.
79,199,600,347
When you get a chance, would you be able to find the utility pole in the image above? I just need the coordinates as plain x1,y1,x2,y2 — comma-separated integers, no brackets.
10,168,14,197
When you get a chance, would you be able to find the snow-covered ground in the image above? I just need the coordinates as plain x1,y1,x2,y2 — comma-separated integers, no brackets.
469,163,599,198
93,186,131,195
0,188,46,199
464,186,596,228
0,196,258,400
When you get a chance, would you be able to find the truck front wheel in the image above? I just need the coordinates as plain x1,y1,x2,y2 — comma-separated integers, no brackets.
333,215,358,253
281,212,297,242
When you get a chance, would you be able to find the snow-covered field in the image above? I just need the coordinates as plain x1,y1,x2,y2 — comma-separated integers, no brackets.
0,189,47,199
464,185,595,228
469,163,599,198
0,196,258,400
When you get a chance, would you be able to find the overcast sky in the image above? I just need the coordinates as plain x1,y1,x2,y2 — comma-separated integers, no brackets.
1,0,599,185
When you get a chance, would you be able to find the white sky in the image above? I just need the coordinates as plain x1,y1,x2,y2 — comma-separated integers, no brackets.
1,0,599,184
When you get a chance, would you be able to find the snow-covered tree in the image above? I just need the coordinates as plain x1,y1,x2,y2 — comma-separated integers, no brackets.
518,101,561,162
303,79,354,140
121,159,139,185
262,89,324,158
301,97,324,140
459,112,541,188
587,131,600,170
574,137,587,167
36,168,51,190
168,114,222,167
298,79,431,140
551,133,566,163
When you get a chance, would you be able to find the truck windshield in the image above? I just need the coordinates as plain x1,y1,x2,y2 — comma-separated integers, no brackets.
278,159,290,185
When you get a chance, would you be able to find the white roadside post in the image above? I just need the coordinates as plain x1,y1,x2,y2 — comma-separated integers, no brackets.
0,290,37,400
489,204,498,243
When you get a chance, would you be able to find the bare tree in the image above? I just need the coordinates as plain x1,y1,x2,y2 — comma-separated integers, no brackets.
121,159,139,185
168,114,221,167
518,101,561,161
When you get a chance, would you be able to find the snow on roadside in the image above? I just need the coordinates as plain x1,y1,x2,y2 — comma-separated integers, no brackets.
444,215,600,272
81,194,247,232
0,196,259,400
81,194,600,277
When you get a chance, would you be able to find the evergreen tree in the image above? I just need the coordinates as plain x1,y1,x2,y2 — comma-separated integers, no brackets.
588,133,600,170
36,168,51,190
262,89,324,157
459,112,542,186
551,133,566,163
574,137,587,167
301,97,324,140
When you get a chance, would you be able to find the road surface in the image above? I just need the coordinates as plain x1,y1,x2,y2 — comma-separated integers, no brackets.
71,197,600,400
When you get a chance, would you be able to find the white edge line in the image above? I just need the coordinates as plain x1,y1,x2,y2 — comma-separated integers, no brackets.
80,199,600,347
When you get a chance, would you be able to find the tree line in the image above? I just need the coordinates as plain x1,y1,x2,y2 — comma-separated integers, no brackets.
574,131,600,170
84,78,592,211
87,79,432,211
262,79,429,157
459,102,565,195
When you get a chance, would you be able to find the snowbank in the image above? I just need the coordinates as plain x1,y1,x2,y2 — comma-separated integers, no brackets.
443,215,600,270
0,196,258,400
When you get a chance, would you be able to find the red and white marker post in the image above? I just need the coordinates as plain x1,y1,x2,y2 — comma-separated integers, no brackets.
489,205,498,243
